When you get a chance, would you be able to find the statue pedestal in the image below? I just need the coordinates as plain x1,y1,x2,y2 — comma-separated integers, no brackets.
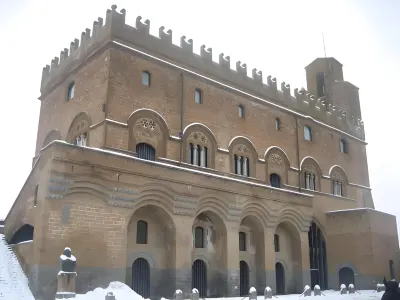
55,271,77,299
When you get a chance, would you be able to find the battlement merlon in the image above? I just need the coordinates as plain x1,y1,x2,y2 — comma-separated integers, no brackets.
39,5,365,140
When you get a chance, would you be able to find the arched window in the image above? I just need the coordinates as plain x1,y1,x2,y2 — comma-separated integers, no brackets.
274,234,280,252
339,139,347,153
136,143,156,161
275,118,281,130
332,180,343,196
304,173,316,191
188,143,208,167
270,173,281,188
142,71,151,86
239,232,246,251
194,226,204,248
304,126,312,141
67,82,75,101
9,225,34,245
234,154,250,177
136,220,148,244
194,89,202,104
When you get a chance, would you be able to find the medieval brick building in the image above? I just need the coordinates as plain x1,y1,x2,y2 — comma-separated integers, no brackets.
3,5,399,300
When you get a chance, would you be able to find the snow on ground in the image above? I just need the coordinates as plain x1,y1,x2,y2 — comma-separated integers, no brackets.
75,282,383,300
0,234,35,299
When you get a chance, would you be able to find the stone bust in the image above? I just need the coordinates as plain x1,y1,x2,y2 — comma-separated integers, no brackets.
59,247,76,273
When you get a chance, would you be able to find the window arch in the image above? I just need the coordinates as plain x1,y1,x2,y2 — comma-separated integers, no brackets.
136,143,156,161
339,139,347,153
67,82,75,101
9,224,34,245
330,166,348,197
194,226,204,248
183,124,217,169
304,125,312,141
128,109,170,159
265,147,290,186
239,231,246,251
42,129,61,148
270,173,281,188
136,220,148,244
67,113,91,146
228,137,257,178
300,157,322,191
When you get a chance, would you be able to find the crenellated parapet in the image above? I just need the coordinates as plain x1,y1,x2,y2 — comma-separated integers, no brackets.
40,5,364,139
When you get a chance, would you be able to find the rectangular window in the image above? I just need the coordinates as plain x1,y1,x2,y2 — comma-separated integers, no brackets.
142,71,150,86
238,105,245,118
194,89,202,104
333,180,343,196
274,234,280,252
239,232,246,251
136,220,148,244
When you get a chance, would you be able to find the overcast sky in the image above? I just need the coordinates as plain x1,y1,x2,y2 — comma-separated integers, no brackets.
0,0,399,234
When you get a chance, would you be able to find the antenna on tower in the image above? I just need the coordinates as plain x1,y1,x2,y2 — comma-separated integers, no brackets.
322,32,327,58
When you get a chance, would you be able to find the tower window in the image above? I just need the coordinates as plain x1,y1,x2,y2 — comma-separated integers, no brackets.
238,105,245,118
239,232,246,251
275,118,281,130
136,220,148,244
234,155,250,177
188,143,208,167
270,173,281,188
142,71,150,86
274,234,280,252
316,72,325,98
136,143,156,161
67,82,75,101
194,89,202,104
339,139,347,153
304,126,312,141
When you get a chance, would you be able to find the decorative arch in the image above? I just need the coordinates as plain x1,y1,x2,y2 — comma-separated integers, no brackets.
127,252,157,269
128,109,170,158
42,129,62,148
182,123,218,168
329,165,348,197
228,136,258,177
265,146,290,186
300,156,323,191
196,193,231,221
67,112,92,146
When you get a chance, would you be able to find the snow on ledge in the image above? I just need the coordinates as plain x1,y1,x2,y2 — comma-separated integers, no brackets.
249,287,257,293
10,240,33,246
327,207,394,217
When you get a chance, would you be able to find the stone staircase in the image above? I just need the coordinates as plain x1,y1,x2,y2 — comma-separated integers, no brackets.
0,234,35,299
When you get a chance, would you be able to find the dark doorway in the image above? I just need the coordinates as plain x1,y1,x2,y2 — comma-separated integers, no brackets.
9,224,34,244
389,260,395,280
132,258,150,298
136,143,156,161
192,260,207,297
339,267,355,287
308,222,328,289
275,262,285,295
240,260,250,296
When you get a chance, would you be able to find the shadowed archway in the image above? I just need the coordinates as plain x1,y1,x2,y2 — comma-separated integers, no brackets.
275,262,285,295
192,259,207,297
132,258,150,298
240,260,250,296
339,267,355,287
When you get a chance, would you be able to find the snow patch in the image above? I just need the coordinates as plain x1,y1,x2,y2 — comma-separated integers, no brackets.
192,288,199,293
249,287,256,293
76,281,144,300
349,284,354,288
265,287,272,291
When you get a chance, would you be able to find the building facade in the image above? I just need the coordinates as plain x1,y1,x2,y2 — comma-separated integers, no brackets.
4,5,399,300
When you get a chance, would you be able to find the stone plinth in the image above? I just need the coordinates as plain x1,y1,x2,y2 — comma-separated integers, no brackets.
55,271,77,299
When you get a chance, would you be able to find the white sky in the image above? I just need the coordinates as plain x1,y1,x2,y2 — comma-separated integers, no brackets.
0,0,399,234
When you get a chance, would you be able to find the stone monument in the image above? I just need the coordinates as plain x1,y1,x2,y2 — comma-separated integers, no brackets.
55,247,77,299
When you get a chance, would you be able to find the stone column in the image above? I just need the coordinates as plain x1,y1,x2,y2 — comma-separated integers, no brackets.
300,231,311,289
193,146,198,166
175,216,193,294
226,223,240,297
264,228,276,292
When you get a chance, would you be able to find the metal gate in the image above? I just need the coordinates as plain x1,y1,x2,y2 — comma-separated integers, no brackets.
308,222,328,289
192,260,207,297
240,261,250,296
275,262,285,295
132,258,150,298
339,267,354,287
136,143,156,161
